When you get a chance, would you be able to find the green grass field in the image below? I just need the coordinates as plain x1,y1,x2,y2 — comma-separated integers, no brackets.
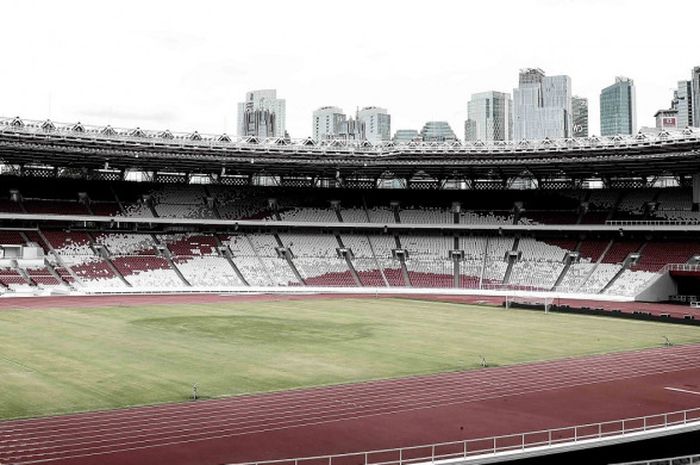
0,297,699,420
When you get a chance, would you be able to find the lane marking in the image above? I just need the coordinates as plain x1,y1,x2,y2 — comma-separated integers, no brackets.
665,386,700,396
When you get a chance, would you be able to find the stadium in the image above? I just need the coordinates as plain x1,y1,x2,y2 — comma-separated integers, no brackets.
1,115,700,465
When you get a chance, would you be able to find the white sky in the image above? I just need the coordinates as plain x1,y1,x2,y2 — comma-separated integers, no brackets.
1,0,698,139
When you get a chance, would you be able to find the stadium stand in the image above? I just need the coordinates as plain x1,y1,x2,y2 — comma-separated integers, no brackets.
1,174,699,301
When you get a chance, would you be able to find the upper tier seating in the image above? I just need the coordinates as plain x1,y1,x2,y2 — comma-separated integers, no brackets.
633,242,700,272
341,208,369,223
276,208,337,223
400,208,453,224
24,200,89,215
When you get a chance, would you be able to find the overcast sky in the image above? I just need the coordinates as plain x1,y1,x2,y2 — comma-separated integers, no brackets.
1,0,698,139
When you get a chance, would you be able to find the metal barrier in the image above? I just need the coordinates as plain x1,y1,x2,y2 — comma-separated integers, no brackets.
664,263,700,273
606,219,700,226
228,407,700,465
610,452,700,465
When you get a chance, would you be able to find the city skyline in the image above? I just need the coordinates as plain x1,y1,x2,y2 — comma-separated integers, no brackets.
0,0,698,139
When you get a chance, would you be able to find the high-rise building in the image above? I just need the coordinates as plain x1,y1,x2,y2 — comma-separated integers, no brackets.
239,109,276,138
464,91,512,142
512,68,572,140
571,96,588,138
337,117,365,141
393,129,419,143
600,77,636,136
676,80,693,128
237,89,286,138
357,107,391,144
420,121,458,142
312,106,346,141
692,67,700,128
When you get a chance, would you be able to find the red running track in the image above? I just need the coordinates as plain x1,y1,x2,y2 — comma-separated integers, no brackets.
1,344,700,465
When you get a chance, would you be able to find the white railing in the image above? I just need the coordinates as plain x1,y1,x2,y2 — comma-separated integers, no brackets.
2,115,700,154
661,263,700,273
228,407,700,465
611,452,700,465
606,219,700,226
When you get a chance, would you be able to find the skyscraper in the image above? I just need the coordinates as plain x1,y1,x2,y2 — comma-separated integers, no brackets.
312,106,346,141
692,67,700,128
337,116,365,141
600,77,636,136
420,121,458,142
464,91,512,142
676,80,693,128
357,107,391,144
571,96,588,138
512,68,572,140
237,89,286,138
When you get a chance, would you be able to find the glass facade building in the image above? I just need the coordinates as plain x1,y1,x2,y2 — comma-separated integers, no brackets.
420,121,458,142
513,68,572,140
676,80,694,128
600,77,636,136
692,67,700,128
464,91,512,142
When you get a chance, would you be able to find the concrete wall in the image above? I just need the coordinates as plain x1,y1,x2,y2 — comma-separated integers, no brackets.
635,272,677,302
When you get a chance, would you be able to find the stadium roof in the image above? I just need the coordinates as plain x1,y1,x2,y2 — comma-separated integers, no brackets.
1,116,700,181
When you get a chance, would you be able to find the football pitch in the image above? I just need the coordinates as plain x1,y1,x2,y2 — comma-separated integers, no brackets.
0,297,699,420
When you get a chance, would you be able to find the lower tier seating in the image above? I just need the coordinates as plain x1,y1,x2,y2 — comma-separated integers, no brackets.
2,230,695,297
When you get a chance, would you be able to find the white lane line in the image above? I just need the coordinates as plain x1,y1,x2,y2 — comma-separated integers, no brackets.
665,386,700,396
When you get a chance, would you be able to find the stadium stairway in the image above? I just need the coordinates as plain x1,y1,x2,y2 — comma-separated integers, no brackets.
245,234,275,285
335,234,362,286
213,236,249,286
600,242,647,294
364,235,390,287
43,259,71,288
393,234,412,287
552,245,578,290
501,237,520,285
274,233,306,285
575,240,615,291
12,262,33,286
36,229,84,286
452,236,461,288
478,237,489,288
151,234,191,287
87,233,132,288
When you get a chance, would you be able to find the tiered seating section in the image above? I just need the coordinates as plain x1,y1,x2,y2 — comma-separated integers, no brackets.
1,178,699,298
1,227,698,297
7,178,697,226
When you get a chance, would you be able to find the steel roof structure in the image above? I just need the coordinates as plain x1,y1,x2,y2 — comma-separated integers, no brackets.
1,116,699,183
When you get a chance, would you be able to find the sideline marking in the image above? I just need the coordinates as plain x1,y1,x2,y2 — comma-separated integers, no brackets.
665,386,700,396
